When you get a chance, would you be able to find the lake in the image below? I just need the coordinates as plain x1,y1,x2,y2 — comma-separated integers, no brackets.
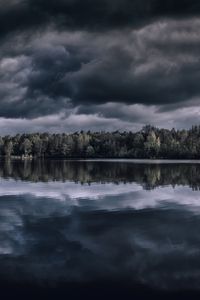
1,159,200,299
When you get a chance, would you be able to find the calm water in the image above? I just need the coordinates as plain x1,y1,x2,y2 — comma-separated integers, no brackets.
1,159,200,299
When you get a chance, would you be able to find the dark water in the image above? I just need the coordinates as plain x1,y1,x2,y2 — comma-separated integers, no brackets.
1,159,200,299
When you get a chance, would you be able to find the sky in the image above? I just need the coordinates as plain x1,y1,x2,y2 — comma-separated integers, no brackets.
1,0,200,134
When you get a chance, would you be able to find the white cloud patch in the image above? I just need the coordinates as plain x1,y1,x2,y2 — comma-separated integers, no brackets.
0,102,200,134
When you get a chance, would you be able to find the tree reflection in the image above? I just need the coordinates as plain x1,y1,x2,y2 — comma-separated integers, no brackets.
0,159,200,190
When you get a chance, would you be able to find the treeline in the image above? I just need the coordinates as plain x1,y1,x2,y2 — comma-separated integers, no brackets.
1,125,200,158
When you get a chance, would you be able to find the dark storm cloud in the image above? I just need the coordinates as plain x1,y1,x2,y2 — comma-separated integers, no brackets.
1,0,200,37
0,19,200,117
1,18,200,118
0,1,200,129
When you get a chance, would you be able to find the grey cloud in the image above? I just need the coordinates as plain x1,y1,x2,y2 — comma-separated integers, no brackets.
1,19,200,119
1,101,200,135
1,0,200,38
0,113,137,135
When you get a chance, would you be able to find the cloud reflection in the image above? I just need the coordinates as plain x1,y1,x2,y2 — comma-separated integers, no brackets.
1,179,200,211
1,162,200,291
0,191,200,290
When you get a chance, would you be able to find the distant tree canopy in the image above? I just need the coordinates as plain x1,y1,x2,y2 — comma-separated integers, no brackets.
1,125,200,159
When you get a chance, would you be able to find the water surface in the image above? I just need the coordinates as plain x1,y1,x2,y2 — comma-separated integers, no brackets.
1,159,200,299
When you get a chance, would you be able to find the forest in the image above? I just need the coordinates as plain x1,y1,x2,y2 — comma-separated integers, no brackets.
1,125,200,159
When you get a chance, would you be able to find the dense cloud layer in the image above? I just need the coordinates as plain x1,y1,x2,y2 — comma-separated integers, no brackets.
1,0,200,36
0,1,200,131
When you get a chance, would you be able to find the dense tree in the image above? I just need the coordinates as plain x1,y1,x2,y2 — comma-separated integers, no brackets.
3,139,13,156
144,131,160,158
20,138,32,156
1,126,200,158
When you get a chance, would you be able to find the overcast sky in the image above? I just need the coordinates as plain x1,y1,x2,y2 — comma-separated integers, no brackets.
1,0,200,134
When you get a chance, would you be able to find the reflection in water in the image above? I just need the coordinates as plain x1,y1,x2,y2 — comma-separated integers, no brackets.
1,160,200,298
1,159,200,189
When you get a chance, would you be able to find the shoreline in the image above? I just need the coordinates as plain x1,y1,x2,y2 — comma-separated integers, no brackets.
2,156,200,163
